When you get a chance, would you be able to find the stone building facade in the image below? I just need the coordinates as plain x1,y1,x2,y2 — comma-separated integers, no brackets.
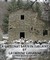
8,9,50,41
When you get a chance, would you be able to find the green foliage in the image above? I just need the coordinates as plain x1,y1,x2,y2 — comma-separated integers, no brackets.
8,0,24,13
17,0,24,9
23,1,31,10
2,14,9,34
32,2,42,18
35,2,42,18
35,2,40,12
7,0,35,12
7,0,17,13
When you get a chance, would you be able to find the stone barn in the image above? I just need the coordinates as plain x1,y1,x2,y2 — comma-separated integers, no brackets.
8,9,50,41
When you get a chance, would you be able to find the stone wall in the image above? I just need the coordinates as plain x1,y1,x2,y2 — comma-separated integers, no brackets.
8,9,50,41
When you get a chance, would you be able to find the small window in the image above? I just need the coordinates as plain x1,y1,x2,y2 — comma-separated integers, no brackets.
5,0,7,2
43,30,48,36
21,15,24,20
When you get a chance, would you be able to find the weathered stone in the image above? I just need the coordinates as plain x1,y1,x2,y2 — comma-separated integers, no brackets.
8,9,50,41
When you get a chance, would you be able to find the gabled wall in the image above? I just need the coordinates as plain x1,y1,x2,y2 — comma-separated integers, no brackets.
8,9,50,41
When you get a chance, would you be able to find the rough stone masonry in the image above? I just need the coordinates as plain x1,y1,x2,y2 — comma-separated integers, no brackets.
8,9,50,41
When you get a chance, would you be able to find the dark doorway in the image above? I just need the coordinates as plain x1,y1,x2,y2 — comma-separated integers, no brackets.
20,32,25,38
43,30,48,36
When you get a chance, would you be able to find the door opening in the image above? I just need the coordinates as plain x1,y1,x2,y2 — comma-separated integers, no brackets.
20,32,25,38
